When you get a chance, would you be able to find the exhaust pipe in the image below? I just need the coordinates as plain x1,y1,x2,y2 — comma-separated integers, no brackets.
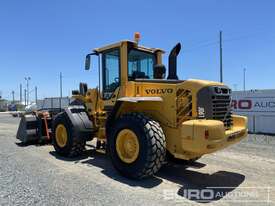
167,43,181,80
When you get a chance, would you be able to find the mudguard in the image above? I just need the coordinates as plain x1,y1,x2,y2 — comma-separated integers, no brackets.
105,96,163,133
63,105,94,141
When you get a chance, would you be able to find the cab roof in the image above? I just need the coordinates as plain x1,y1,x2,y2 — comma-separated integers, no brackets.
93,40,165,54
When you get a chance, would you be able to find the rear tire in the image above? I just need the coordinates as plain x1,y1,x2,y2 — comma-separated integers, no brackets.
52,112,86,157
107,113,166,179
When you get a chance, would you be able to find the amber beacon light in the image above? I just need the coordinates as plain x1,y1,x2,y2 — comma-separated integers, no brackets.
134,32,141,43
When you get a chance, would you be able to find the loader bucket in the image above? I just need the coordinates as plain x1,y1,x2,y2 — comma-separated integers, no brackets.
16,113,40,143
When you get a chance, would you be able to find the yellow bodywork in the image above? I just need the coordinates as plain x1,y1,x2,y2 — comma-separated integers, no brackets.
74,40,248,160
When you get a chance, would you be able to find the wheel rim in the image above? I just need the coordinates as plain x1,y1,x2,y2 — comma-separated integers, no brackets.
55,124,68,148
116,129,140,164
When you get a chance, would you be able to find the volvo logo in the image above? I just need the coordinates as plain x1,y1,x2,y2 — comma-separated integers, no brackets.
145,88,173,95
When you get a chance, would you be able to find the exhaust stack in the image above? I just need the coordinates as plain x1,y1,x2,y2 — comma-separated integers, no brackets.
167,43,181,80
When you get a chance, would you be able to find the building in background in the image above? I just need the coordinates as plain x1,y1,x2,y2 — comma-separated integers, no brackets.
36,97,73,110
0,99,8,112
232,89,275,134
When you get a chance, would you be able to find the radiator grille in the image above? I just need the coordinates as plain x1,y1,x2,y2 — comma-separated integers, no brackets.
197,86,233,130
212,90,233,129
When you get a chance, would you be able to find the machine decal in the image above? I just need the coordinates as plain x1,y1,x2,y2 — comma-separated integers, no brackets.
145,88,173,95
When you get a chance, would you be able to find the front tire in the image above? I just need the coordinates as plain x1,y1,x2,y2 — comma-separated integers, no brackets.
52,112,86,157
107,113,166,179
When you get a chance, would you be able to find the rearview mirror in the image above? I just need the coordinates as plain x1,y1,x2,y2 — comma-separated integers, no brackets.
85,54,91,70
85,52,99,70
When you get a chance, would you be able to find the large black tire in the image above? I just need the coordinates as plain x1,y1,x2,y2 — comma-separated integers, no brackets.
52,112,86,157
107,113,166,179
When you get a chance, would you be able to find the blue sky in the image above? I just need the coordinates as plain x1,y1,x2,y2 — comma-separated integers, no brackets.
0,0,274,101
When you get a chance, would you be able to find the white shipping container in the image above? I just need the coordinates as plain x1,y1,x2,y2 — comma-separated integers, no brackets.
36,97,73,110
255,115,275,134
232,90,275,134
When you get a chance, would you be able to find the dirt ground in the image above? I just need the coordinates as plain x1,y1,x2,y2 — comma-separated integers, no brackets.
0,113,274,206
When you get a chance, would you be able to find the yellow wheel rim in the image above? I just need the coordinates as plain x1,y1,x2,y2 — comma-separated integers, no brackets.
55,124,68,148
116,129,140,164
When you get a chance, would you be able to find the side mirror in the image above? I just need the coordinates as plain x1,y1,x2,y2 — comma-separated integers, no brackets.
85,54,91,70
85,52,99,70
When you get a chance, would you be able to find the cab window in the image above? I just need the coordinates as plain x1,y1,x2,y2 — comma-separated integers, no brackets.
128,49,156,80
102,48,120,99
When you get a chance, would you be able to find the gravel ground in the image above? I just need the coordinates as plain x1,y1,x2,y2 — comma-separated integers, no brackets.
0,113,275,206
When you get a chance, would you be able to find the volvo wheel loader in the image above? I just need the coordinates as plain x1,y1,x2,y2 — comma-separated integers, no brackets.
17,34,248,179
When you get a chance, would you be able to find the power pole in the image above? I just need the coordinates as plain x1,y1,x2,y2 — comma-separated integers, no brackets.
27,79,29,105
243,68,246,91
12,91,15,103
25,77,31,105
219,30,223,83
20,84,22,103
35,86,38,104
24,89,27,106
59,72,63,110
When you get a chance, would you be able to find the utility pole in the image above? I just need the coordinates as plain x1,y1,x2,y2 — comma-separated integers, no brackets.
20,84,22,103
219,30,223,83
35,86,38,104
59,72,63,110
243,68,246,91
12,91,15,103
25,77,31,105
24,89,27,106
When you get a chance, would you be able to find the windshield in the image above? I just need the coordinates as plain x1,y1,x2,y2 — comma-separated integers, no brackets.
128,49,156,80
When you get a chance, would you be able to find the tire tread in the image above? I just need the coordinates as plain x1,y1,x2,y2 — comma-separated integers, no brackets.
116,113,166,179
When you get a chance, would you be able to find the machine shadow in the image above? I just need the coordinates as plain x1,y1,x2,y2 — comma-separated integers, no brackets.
82,149,164,188
49,145,96,162
50,148,163,188
50,148,245,200
15,140,51,147
158,163,245,203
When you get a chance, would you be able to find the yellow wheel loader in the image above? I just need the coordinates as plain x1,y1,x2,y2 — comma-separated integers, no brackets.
17,34,248,179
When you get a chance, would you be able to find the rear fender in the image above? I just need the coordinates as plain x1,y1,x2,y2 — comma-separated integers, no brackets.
62,105,94,141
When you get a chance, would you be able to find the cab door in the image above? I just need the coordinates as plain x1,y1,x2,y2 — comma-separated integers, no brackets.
101,48,121,107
